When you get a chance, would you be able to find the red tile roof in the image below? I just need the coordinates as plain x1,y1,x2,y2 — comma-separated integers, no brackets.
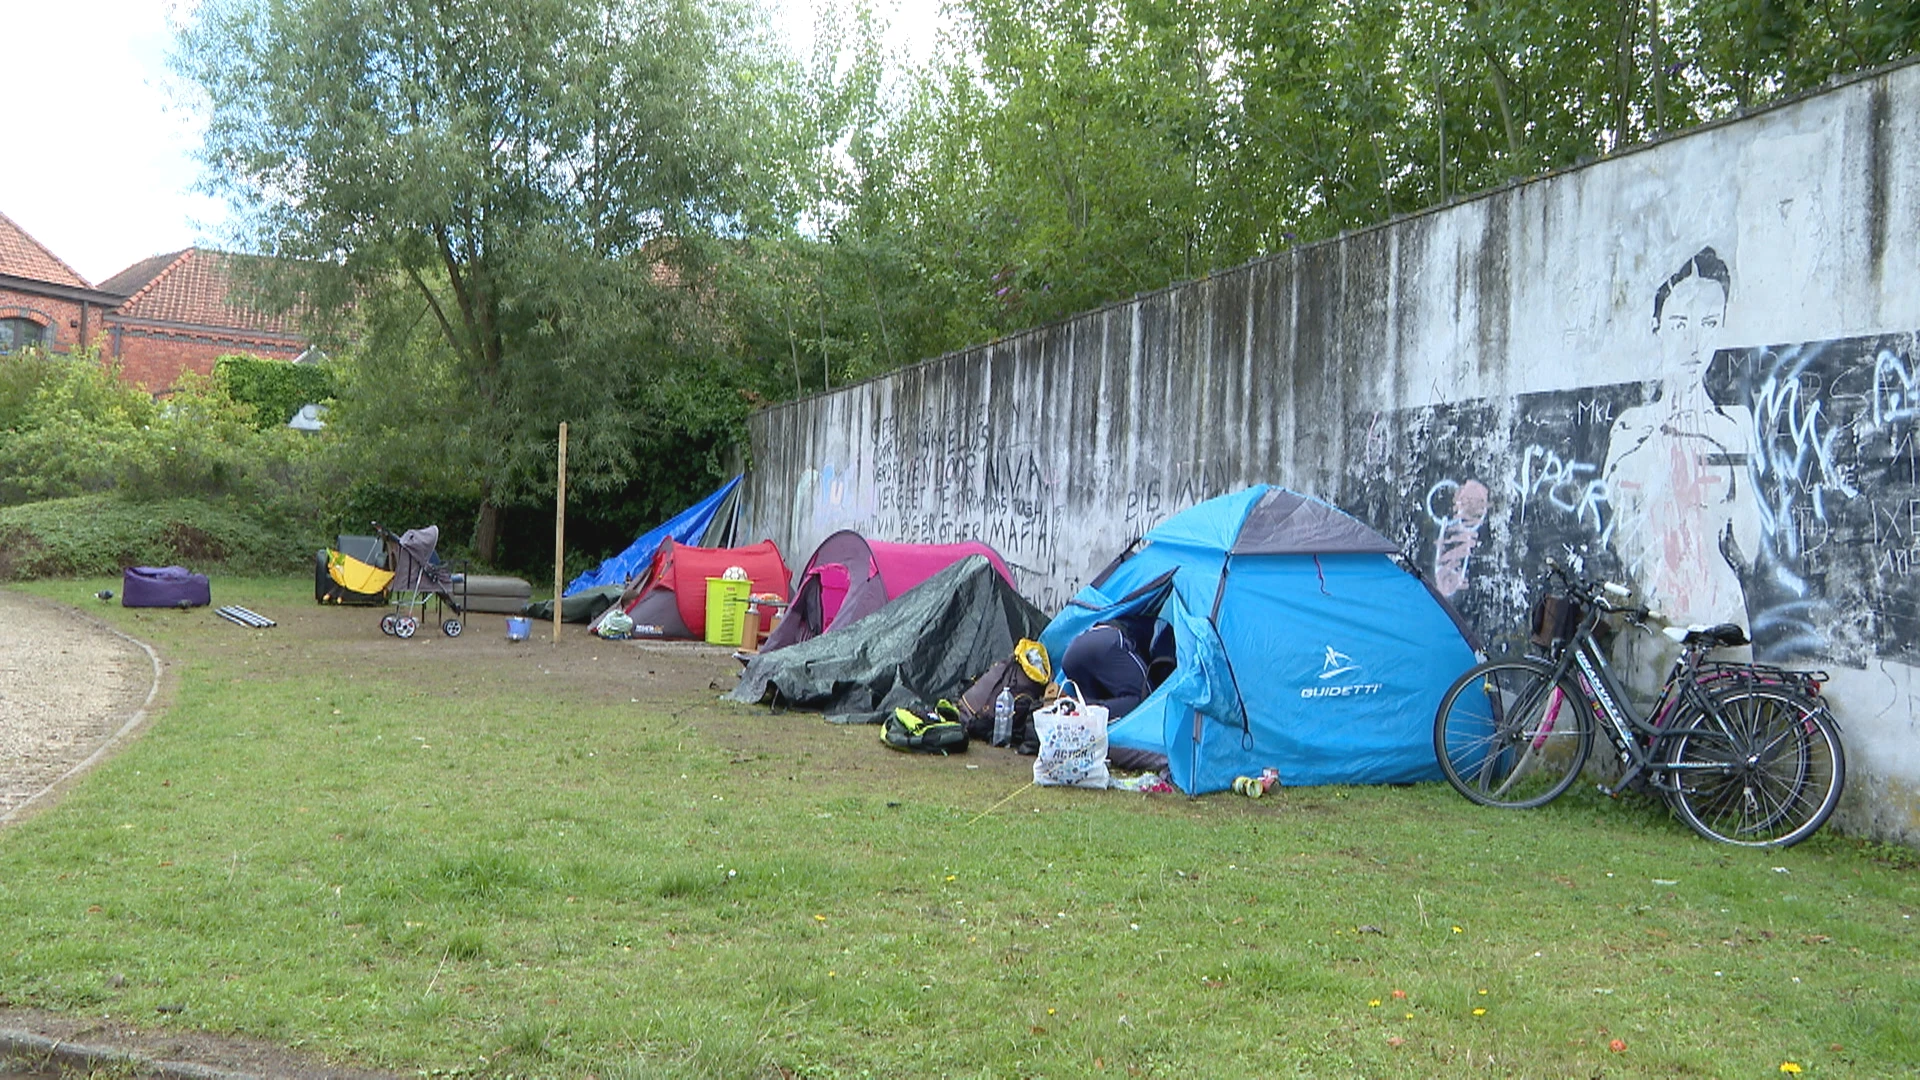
0,210,93,289
105,248,301,335
97,251,183,297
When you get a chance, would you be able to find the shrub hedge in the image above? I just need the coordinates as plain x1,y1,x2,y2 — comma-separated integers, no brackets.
214,353,333,430
0,495,315,581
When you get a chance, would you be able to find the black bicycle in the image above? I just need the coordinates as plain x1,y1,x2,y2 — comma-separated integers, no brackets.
1433,560,1845,847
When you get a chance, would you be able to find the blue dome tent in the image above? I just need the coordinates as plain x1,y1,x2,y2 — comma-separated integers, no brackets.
1039,486,1478,794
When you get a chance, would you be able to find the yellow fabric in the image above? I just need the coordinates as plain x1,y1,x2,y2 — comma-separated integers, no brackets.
327,549,394,594
1014,638,1051,684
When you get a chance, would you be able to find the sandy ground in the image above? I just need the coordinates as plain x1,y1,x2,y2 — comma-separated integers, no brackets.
0,592,157,826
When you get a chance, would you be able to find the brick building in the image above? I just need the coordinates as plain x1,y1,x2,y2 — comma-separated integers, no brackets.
97,248,307,390
0,210,127,357
0,211,307,392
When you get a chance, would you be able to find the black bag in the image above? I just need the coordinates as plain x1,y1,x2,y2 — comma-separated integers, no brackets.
882,707,969,754
958,656,1048,751
956,638,1052,749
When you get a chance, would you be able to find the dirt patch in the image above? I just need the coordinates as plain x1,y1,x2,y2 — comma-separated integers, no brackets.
0,1004,399,1079
0,594,156,823
159,522,228,565
244,599,753,704
0,530,50,583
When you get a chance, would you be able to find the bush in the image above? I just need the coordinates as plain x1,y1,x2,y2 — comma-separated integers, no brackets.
0,349,158,503
0,494,317,581
330,481,479,562
0,349,331,517
214,354,333,430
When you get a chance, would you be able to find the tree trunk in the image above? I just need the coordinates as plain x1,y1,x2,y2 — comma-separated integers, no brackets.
1613,0,1640,148
475,498,500,566
1650,0,1668,133
781,299,803,395
1481,52,1523,168
1435,64,1448,202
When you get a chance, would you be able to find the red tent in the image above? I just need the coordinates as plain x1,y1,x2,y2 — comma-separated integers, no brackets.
759,530,1015,652
600,539,790,639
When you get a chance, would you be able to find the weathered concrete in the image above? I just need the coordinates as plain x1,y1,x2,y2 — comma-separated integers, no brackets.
744,58,1920,843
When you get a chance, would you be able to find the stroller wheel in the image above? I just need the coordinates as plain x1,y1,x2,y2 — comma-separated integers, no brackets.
442,618,463,638
396,615,419,639
380,614,398,636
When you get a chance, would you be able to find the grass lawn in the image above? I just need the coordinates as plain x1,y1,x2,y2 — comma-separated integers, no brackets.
1,577,1915,1079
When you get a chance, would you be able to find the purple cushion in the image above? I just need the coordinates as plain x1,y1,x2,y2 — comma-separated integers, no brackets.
123,566,212,608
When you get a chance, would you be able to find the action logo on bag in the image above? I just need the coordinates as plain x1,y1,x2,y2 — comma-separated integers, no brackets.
1301,645,1384,699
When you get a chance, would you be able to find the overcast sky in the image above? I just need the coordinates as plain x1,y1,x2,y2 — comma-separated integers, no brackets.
0,0,943,287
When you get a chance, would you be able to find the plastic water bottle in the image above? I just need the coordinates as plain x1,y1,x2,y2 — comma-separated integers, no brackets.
993,687,1014,746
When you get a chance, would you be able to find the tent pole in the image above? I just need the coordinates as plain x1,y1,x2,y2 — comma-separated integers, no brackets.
553,421,568,644
1199,554,1259,786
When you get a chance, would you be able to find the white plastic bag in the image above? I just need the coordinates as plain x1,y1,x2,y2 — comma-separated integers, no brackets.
1032,684,1110,789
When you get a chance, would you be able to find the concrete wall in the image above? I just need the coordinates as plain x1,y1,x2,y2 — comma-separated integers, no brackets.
743,59,1920,842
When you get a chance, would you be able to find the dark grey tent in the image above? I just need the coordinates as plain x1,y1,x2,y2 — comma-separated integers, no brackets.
726,555,1048,724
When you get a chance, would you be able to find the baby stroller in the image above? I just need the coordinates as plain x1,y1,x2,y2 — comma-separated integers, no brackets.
373,523,468,638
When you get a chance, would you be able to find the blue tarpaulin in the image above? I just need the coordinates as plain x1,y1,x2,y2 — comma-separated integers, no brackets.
563,475,742,596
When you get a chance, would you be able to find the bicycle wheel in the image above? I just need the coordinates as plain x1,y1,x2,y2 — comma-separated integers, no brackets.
1435,659,1593,808
1665,687,1845,848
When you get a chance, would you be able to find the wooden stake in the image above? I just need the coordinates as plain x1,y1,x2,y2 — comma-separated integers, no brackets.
554,421,568,644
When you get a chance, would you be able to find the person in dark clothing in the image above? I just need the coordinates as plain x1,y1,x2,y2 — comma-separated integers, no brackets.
1062,611,1178,773
1060,611,1173,719
1061,623,1151,717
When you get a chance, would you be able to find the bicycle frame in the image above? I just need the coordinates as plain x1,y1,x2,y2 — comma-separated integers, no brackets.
1534,601,1781,797
1438,560,1845,845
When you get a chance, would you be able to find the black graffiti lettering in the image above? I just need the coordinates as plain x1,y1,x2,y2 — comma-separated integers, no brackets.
1125,480,1163,523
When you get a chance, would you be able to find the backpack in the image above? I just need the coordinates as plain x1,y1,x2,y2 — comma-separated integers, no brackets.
958,639,1054,752
882,705,969,754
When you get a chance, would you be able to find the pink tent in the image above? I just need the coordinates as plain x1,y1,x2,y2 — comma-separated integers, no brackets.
759,530,1017,652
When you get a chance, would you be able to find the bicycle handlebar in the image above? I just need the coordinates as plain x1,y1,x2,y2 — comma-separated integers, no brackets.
1543,557,1658,623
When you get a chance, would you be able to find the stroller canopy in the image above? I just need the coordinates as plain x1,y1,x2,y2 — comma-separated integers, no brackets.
392,526,456,595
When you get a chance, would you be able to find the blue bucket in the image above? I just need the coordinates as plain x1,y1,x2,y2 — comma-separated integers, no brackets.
506,616,531,642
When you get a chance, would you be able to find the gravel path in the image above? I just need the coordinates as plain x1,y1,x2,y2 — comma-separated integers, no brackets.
0,590,159,826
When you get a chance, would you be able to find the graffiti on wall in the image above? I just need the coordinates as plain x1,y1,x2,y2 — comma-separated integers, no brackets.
794,398,1234,613
1347,383,1648,644
1353,242,1920,668
779,234,1920,681
1715,330,1920,665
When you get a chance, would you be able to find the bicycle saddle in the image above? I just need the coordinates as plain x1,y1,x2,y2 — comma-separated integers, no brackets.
1662,623,1750,647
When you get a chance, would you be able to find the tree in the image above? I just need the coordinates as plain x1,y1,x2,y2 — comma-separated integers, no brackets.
847,0,1920,366
176,0,788,561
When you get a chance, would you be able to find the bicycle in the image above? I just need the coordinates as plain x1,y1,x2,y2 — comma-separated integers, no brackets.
1432,560,1845,847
